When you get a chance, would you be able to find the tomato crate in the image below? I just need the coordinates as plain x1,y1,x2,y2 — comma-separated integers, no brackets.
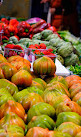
24,48,56,63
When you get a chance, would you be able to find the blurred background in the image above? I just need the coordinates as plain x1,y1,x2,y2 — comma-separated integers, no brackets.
0,0,81,37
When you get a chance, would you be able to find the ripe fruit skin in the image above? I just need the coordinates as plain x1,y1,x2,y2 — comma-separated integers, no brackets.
33,56,56,76
57,122,81,137
0,62,17,79
0,100,25,121
0,112,26,130
0,79,18,95
27,115,55,130
11,70,32,87
27,102,55,123
26,127,49,137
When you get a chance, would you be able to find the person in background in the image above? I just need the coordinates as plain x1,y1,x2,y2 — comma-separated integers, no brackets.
49,0,80,37
31,0,50,21
77,0,81,37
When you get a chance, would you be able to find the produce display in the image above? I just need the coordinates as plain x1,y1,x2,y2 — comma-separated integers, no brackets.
0,16,81,136
0,53,81,137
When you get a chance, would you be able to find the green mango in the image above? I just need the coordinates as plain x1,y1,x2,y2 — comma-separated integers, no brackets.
0,79,18,96
27,102,55,123
56,112,81,127
27,115,55,130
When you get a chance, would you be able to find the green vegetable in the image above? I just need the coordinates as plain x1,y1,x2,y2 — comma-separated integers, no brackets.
9,36,18,44
41,30,53,39
64,53,79,66
58,31,80,45
32,33,42,40
45,33,58,41
69,64,81,76
57,42,73,57
18,38,32,43
56,55,64,65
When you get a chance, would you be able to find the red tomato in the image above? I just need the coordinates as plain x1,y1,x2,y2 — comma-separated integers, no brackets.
39,43,46,49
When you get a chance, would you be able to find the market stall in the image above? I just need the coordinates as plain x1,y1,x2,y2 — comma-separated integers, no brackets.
0,17,81,137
